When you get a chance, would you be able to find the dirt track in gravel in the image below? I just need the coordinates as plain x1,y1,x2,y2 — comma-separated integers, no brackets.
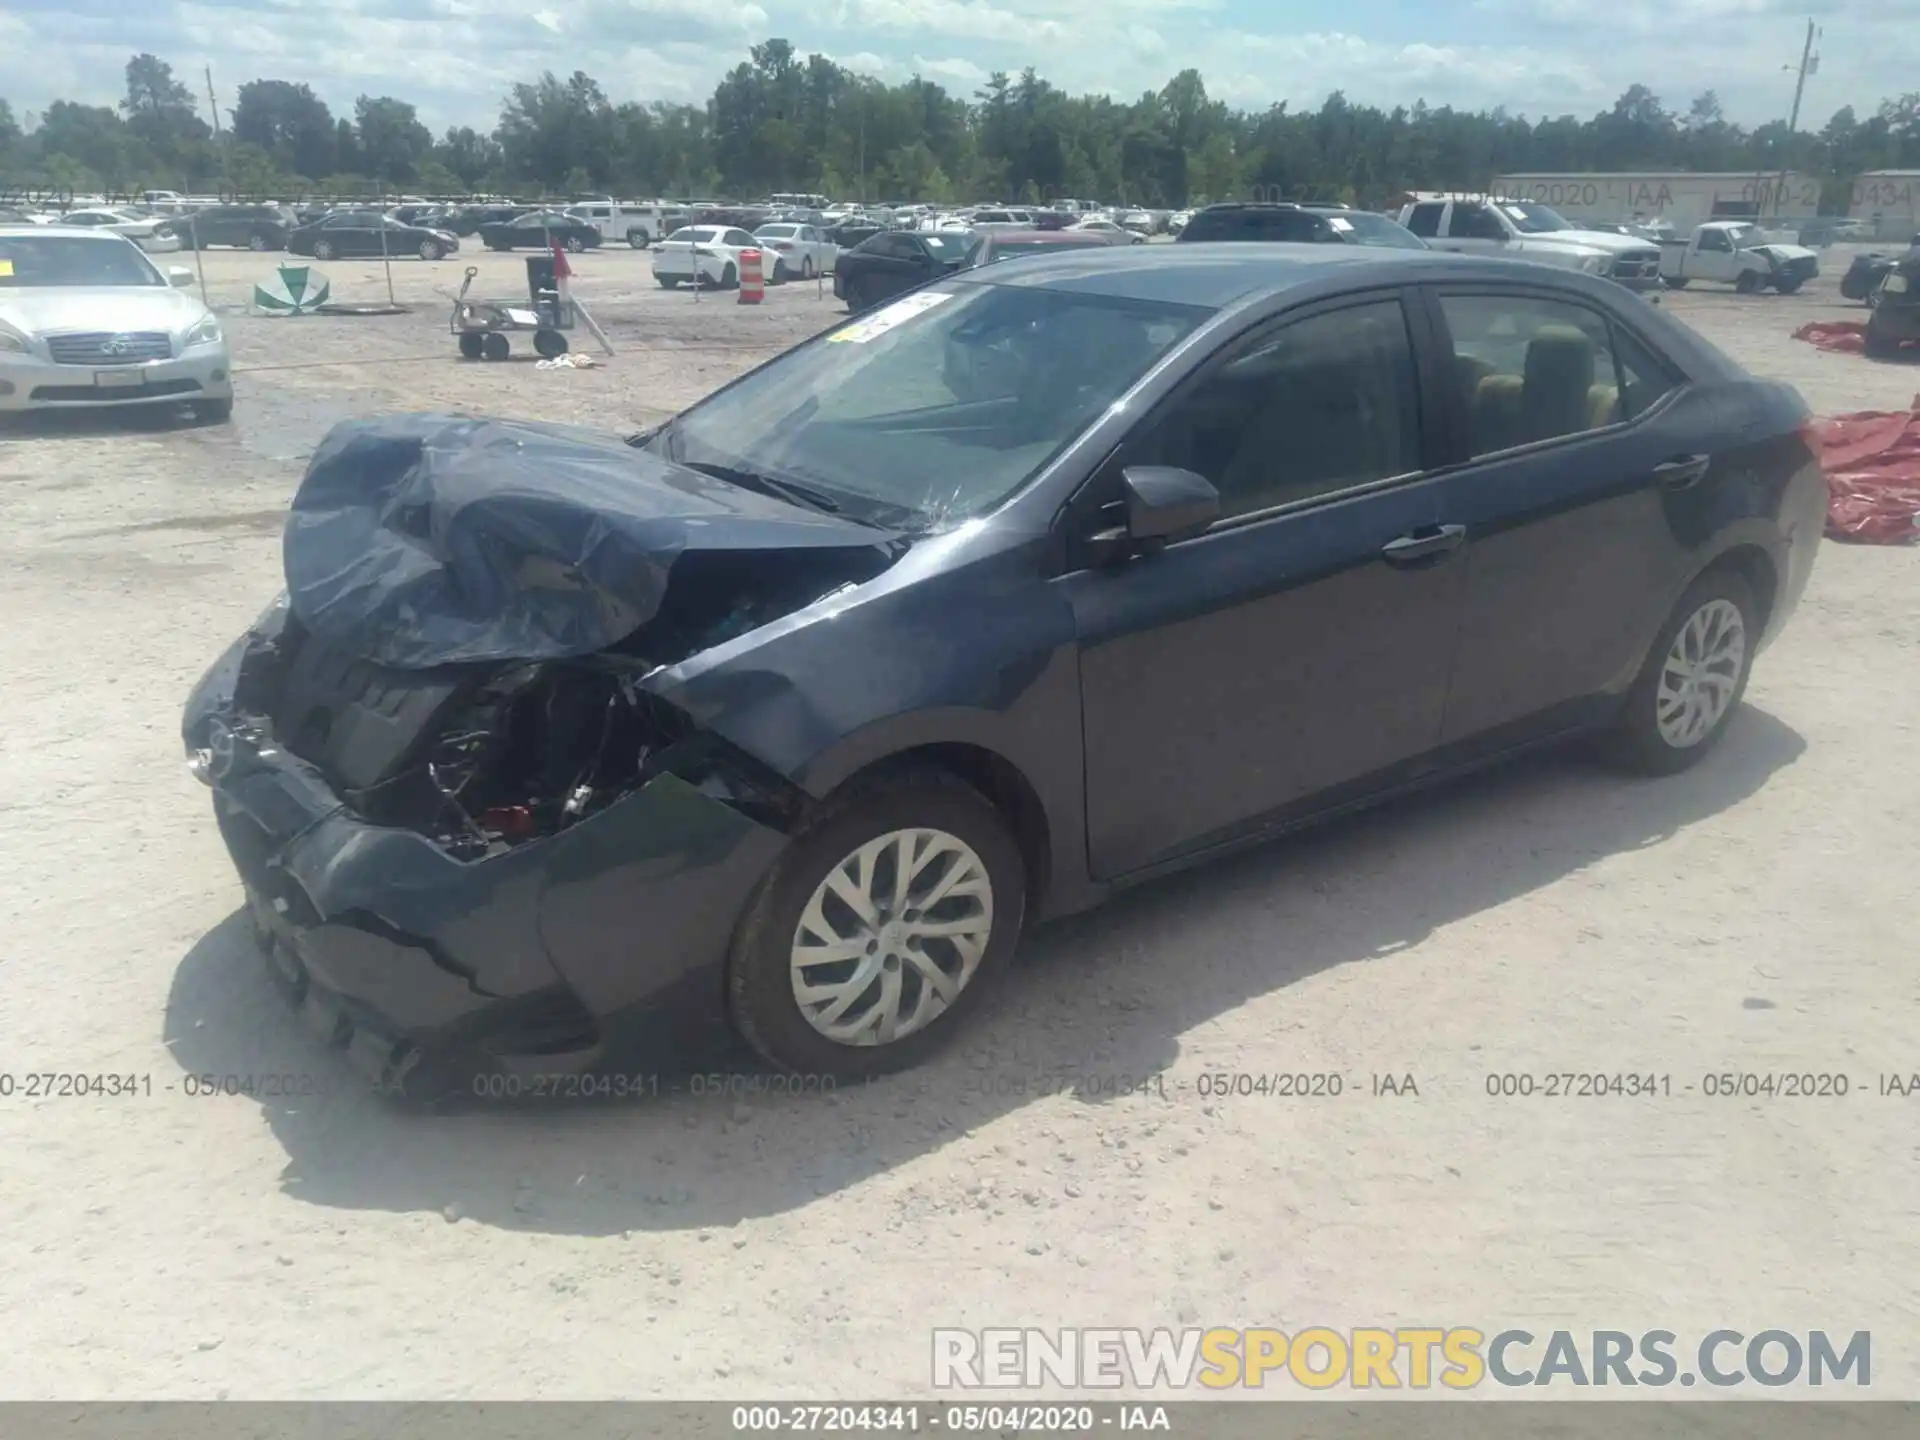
1,245,1916,1399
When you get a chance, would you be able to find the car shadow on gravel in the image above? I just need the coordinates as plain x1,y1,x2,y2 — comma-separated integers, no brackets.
0,404,221,438
163,706,1805,1236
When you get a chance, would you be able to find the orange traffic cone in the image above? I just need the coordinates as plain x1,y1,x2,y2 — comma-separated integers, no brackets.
738,247,764,305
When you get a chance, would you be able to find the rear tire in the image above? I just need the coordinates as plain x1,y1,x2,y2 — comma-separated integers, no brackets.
246,232,269,252
721,263,738,290
457,332,485,360
658,276,680,289
1600,568,1757,776
727,767,1026,1080
802,256,816,280
628,229,651,249
312,240,336,261
1774,277,1803,295
564,235,586,253
533,330,568,358
1663,277,1689,289
419,240,442,261
1863,324,1901,359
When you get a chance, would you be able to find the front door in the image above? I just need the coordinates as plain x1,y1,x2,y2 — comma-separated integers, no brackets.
1065,295,1470,878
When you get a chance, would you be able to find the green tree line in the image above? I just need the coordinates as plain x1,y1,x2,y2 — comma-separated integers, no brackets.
3,46,1918,207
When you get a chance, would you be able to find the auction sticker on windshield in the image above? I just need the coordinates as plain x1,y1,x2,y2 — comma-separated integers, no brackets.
0,259,13,277
1327,216,1353,232
830,290,953,343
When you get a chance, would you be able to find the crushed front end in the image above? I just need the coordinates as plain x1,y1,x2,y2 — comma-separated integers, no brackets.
183,597,803,1098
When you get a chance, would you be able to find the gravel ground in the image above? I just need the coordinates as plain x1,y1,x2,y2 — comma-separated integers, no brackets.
0,245,1917,1401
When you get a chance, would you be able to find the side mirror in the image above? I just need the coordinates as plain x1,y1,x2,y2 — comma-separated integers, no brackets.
1122,465,1219,543
168,267,195,288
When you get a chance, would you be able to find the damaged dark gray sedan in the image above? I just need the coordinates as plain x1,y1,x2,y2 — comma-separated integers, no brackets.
184,246,1825,1096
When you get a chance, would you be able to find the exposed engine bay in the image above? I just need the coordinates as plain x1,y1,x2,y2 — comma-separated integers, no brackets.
216,546,881,861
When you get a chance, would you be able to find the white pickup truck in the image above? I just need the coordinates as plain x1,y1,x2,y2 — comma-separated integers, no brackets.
1657,221,1819,294
1397,196,1665,290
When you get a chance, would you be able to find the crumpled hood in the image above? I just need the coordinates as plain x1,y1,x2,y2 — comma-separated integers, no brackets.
283,413,897,669
1751,243,1819,264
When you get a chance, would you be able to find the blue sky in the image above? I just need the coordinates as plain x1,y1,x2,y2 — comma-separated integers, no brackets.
1,0,1913,136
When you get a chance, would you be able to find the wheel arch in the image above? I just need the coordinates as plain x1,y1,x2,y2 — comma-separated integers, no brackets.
1701,542,1779,634
827,741,1055,922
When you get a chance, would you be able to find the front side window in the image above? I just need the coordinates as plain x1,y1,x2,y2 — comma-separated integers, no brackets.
1439,293,1646,456
1699,230,1732,252
1447,204,1507,242
1122,300,1423,520
653,281,1207,529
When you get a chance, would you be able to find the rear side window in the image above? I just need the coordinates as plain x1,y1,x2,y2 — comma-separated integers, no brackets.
1438,293,1667,456
1404,203,1445,238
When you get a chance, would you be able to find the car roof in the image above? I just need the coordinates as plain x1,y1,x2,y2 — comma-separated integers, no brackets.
987,229,1114,244
0,223,131,239
954,242,1617,308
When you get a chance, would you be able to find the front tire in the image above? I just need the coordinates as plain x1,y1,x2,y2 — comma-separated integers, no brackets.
419,240,442,261
193,397,234,424
457,332,485,360
247,232,269,252
721,263,738,290
1602,569,1756,775
564,235,585,253
657,276,680,289
801,256,816,280
1774,277,1803,295
1734,270,1761,294
728,767,1026,1080
1663,276,1689,289
480,332,510,362
628,229,651,250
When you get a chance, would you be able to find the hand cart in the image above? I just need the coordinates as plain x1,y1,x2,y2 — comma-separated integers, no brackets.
450,254,583,361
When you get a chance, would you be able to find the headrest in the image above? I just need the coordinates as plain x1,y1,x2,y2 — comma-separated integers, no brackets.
1523,325,1595,395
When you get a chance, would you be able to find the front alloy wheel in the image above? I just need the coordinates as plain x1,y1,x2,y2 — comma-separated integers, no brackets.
789,829,994,1047
729,768,1025,1078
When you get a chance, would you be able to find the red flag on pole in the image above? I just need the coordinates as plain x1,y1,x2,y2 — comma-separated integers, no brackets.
550,240,572,284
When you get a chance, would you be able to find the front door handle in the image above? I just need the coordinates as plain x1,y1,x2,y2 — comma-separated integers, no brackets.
1381,524,1466,565
1653,453,1712,490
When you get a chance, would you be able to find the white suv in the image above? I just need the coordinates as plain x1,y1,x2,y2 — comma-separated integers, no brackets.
566,200,668,249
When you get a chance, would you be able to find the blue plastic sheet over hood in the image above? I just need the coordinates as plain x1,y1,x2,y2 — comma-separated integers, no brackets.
283,414,893,669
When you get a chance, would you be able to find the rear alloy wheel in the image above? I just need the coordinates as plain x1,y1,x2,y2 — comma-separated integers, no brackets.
564,235,586,253
247,232,269,252
629,229,650,250
312,240,336,261
1602,570,1755,775
418,239,441,261
729,768,1025,1079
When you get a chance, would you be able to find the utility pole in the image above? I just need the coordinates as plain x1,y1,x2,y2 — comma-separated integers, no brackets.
1774,19,1819,223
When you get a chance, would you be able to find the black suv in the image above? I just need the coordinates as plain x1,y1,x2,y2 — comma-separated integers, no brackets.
181,204,298,251
1177,202,1428,250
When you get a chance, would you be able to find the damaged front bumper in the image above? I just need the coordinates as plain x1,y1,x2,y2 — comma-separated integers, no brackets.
183,630,790,1099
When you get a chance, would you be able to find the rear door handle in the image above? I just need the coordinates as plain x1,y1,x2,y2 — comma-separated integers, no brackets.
1653,453,1712,489
1381,524,1466,565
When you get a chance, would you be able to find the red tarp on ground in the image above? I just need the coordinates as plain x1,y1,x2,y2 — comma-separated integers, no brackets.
1807,393,1920,543
1793,318,1867,354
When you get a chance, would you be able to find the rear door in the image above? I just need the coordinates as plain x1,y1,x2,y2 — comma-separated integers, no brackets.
1065,291,1472,877
1419,284,1696,748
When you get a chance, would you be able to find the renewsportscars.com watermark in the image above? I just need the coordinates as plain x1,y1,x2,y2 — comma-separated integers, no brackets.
932,1328,1871,1390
